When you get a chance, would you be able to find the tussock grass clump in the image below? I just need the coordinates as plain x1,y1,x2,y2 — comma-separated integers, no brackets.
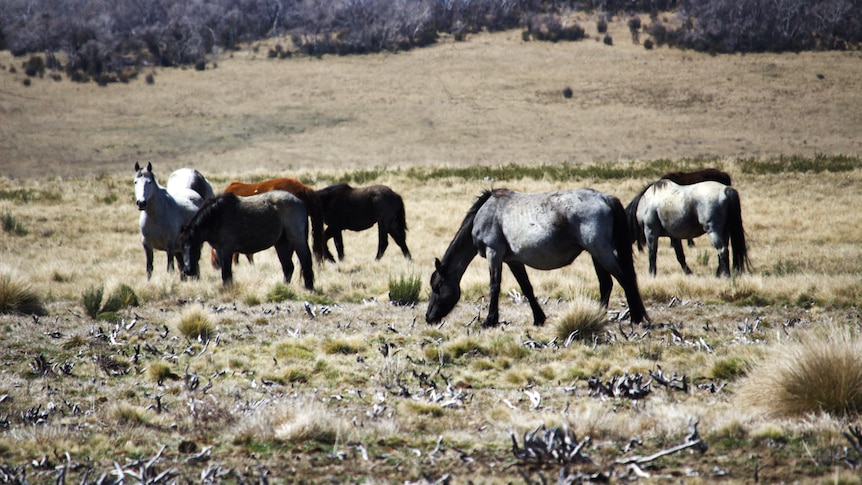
0,274,46,315
274,341,316,361
82,284,139,320
555,299,608,344
176,307,215,341
270,400,349,445
2,211,27,236
146,362,179,384
388,273,421,306
739,325,862,418
106,403,153,427
101,284,139,312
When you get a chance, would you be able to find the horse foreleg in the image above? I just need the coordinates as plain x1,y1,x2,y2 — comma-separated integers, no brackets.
143,241,154,280
375,224,389,260
220,252,234,285
482,250,504,328
165,243,176,273
507,262,545,326
670,238,693,275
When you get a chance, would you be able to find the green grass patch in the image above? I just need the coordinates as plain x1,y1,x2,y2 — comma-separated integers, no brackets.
710,356,749,380
388,272,421,306
738,153,861,175
267,282,297,302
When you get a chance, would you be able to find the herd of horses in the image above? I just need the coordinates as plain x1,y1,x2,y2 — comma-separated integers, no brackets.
134,163,749,327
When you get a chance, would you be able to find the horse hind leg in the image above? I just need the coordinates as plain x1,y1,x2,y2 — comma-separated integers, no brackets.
277,237,314,290
670,238,693,275
273,240,296,284
591,256,614,308
375,223,390,260
707,231,731,277
390,223,412,260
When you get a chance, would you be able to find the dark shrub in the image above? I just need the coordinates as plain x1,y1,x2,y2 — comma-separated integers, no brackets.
648,20,668,45
23,56,45,77
563,87,573,98
145,73,155,84
597,16,608,34
22,78,31,86
603,34,613,45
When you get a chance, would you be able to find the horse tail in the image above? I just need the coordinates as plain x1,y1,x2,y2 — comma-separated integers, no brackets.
625,188,647,251
302,190,328,263
610,196,649,324
395,193,408,235
725,187,751,274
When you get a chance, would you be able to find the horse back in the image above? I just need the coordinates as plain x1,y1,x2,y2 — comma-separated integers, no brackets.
168,168,214,200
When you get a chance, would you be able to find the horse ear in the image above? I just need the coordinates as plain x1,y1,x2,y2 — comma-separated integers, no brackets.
434,258,442,272
134,162,140,172
146,162,152,172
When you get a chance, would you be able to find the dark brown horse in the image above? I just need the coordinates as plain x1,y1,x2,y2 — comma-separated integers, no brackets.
210,178,329,268
179,191,314,288
316,183,411,261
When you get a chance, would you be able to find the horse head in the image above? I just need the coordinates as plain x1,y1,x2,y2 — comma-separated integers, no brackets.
425,258,461,324
134,162,155,210
177,224,202,278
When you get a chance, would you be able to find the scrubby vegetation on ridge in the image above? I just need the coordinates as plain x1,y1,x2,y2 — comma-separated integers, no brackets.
1,0,860,84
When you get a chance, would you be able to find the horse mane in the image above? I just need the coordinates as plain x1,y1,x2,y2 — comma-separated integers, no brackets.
661,168,732,186
187,192,239,232
440,189,495,266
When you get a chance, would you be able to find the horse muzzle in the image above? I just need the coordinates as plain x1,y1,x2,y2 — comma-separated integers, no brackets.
136,200,147,210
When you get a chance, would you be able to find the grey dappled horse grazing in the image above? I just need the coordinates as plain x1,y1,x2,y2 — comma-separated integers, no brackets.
626,179,750,277
426,188,649,328
316,183,411,261
134,162,213,279
178,191,314,289
660,168,732,247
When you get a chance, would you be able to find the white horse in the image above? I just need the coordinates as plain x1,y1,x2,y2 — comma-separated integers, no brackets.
626,179,750,277
134,162,213,279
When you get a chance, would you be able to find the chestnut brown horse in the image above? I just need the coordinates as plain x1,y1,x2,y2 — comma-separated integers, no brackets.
210,178,329,268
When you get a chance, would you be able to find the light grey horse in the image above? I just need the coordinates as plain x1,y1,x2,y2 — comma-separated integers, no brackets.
626,179,750,277
134,162,213,279
426,188,649,328
178,191,314,289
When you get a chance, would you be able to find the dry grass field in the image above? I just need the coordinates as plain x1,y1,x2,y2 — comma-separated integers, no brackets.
1,17,862,484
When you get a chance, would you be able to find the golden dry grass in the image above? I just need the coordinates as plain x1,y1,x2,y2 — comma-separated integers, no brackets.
0,19,861,483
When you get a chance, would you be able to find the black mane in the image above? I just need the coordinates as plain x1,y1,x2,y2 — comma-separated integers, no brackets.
439,189,495,266
186,192,239,232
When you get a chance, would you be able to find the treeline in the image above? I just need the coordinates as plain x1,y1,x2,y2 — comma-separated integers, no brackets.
0,0,859,84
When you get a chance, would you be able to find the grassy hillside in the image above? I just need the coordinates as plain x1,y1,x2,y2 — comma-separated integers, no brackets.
1,20,861,180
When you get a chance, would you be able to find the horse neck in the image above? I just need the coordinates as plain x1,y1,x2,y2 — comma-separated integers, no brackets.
439,216,478,282
150,185,183,215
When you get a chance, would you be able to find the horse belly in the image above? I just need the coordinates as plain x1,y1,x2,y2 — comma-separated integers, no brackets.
503,230,581,270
